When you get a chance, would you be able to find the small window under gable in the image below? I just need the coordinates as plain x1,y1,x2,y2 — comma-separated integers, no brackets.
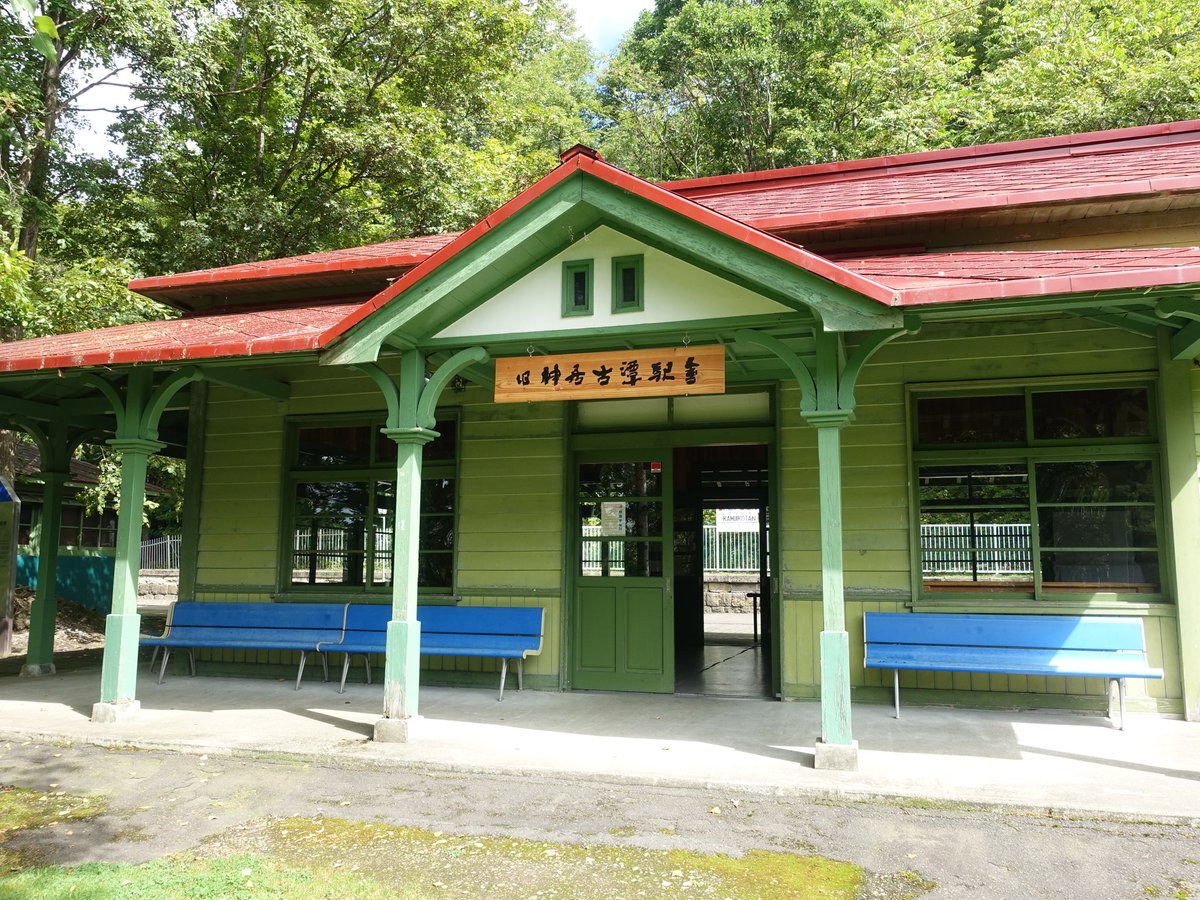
611,254,644,313
562,259,593,317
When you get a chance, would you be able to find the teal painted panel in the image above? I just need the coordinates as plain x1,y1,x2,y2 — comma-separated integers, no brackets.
18,553,114,613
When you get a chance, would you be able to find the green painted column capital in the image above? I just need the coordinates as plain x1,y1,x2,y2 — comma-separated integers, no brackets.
381,426,437,446
801,409,854,429
106,437,166,455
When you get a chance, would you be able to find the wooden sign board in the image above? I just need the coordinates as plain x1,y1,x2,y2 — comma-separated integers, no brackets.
495,345,725,403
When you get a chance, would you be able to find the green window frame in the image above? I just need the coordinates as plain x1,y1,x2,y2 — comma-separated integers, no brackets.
562,259,593,317
907,379,1165,603
281,412,458,596
610,254,644,313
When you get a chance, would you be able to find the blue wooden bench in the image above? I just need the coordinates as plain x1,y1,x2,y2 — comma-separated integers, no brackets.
322,604,545,700
864,612,1164,729
141,601,347,689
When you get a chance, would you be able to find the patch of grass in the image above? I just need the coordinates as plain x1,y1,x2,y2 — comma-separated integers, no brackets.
607,825,636,837
901,869,938,891
0,852,391,899
250,815,866,898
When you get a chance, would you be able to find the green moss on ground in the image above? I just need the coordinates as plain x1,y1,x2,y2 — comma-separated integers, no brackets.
0,785,106,872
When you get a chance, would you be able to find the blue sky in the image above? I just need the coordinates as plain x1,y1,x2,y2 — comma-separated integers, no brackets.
566,1,653,54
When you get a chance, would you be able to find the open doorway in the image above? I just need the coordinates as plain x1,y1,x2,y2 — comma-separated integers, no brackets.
673,445,772,698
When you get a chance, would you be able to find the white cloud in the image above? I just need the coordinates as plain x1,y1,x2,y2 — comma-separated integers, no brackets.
565,0,653,54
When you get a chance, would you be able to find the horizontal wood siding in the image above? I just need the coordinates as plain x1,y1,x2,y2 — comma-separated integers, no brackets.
778,316,1181,710
194,361,402,594
455,392,565,593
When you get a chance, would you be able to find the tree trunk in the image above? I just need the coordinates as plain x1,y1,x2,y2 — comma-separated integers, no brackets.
18,37,64,260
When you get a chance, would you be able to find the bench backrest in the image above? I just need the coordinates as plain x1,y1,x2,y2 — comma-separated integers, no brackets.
418,605,544,640
341,604,545,640
167,601,347,632
864,613,1147,653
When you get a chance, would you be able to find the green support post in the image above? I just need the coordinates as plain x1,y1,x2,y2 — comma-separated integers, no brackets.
804,408,858,768
356,346,488,742
93,437,164,722
374,352,436,742
20,470,69,677
1157,330,1200,722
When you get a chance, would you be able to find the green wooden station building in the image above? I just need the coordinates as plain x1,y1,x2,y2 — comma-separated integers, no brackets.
3,120,1200,770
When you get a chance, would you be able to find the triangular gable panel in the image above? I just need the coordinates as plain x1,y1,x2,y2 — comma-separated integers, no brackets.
433,226,792,342
320,156,901,366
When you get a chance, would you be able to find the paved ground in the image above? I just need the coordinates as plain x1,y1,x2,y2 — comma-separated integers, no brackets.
1,740,1197,899
2,660,1199,896
1,667,1198,820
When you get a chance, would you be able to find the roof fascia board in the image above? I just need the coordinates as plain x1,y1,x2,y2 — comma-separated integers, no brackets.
895,263,1200,306
320,187,586,366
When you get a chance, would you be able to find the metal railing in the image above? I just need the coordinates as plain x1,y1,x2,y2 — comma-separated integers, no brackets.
920,523,1033,575
140,534,181,570
582,524,764,574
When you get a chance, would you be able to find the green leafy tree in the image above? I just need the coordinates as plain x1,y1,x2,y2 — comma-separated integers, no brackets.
598,0,1200,180
105,0,592,274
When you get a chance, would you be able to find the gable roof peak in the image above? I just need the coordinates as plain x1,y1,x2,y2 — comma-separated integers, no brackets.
560,143,603,163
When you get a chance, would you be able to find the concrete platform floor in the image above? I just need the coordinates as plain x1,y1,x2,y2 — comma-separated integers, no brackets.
1,666,1197,822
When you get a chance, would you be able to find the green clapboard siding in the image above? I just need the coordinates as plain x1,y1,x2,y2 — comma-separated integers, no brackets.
195,360,404,593
455,393,565,592
777,316,1181,710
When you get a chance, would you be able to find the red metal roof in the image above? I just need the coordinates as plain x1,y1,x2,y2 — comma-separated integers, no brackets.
840,247,1200,305
126,120,1200,305
0,300,359,373
129,233,459,305
683,135,1200,232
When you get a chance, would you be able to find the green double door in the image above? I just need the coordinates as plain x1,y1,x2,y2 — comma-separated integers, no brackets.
571,452,674,692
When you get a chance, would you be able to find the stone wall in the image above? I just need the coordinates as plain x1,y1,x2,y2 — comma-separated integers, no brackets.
138,570,179,606
703,573,760,613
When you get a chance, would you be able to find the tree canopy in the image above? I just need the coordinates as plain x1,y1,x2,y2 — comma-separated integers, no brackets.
597,0,1200,180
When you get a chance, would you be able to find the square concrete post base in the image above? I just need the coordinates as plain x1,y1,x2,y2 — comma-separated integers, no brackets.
814,738,859,771
91,700,141,724
20,663,56,677
374,715,421,743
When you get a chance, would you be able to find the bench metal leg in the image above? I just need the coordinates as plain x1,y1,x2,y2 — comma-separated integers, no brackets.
320,652,329,683
498,658,509,701
517,659,524,692
187,649,196,676
339,654,352,694
158,648,171,684
1118,678,1127,731
364,654,372,685
893,669,900,719
148,646,159,671
296,651,308,690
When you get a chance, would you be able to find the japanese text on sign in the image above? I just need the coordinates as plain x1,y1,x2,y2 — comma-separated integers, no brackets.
494,345,724,403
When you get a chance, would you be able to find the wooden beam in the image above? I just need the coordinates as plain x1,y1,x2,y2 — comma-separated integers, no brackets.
1170,321,1200,360
1081,313,1161,339
0,393,108,426
198,367,290,401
